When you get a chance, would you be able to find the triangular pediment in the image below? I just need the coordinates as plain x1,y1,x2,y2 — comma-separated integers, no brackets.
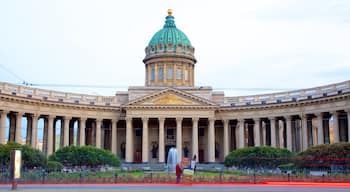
125,88,218,107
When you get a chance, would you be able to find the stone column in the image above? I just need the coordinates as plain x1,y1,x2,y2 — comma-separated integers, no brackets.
47,116,54,156
158,117,165,163
253,118,260,147
208,118,215,163
316,113,324,145
347,110,350,142
285,116,293,151
192,117,199,162
262,121,266,146
15,112,24,144
0,110,8,144
176,117,182,162
301,115,308,150
238,119,245,148
332,111,340,143
223,119,229,157
125,117,133,163
111,119,118,156
95,119,102,148
31,114,38,149
142,117,149,163
63,116,70,147
278,120,284,148
270,117,276,147
79,117,87,146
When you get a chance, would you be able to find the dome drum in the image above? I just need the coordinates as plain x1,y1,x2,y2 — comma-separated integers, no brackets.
144,10,196,87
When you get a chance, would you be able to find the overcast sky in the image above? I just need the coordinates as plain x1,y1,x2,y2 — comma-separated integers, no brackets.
0,0,349,96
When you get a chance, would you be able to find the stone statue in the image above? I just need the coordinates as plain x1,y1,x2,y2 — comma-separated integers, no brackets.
151,143,158,159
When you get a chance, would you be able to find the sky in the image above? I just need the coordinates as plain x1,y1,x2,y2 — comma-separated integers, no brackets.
0,0,349,96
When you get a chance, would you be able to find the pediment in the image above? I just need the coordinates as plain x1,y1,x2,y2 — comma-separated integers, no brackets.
125,88,218,107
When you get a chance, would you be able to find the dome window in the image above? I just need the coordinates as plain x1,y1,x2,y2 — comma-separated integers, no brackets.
176,68,182,80
151,68,155,81
167,68,173,79
159,67,164,80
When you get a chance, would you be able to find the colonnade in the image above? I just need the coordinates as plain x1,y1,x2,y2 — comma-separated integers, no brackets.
0,109,350,163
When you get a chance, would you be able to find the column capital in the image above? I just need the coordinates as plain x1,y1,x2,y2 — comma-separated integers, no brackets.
284,115,292,120
1,110,9,115
158,117,165,123
63,116,72,121
141,117,148,122
16,111,25,116
125,116,132,122
96,118,103,123
269,117,276,121
222,119,229,124
48,115,55,120
208,117,215,122
192,117,199,122
344,109,350,113
314,112,323,117
111,118,119,124
175,117,182,123
80,117,88,121
253,118,260,122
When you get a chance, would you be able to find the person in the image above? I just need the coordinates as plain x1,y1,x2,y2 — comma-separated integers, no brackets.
190,155,196,172
175,163,182,184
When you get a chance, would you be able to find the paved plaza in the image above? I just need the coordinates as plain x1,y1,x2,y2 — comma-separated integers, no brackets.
1,183,350,192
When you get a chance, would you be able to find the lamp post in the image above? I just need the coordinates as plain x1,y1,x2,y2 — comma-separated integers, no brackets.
10,148,21,190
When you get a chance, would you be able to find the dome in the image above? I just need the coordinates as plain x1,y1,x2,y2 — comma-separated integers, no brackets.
148,11,192,47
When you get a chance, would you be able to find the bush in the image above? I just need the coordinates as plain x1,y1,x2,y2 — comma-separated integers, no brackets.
0,142,47,169
45,161,63,172
49,146,120,168
296,142,350,170
224,146,292,169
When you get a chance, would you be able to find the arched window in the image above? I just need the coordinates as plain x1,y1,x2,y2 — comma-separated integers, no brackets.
176,68,182,80
151,68,155,81
167,68,173,79
159,67,164,80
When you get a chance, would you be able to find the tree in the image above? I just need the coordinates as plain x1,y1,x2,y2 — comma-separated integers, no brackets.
49,145,120,167
296,142,350,170
224,146,292,168
0,142,47,169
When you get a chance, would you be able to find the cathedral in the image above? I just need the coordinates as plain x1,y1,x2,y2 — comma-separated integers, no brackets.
0,10,350,164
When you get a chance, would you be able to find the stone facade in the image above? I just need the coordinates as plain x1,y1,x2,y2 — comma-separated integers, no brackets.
1,10,350,164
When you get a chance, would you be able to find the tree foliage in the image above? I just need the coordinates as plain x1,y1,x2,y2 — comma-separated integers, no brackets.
0,142,47,169
49,145,120,167
296,142,350,170
224,146,292,168
45,161,64,172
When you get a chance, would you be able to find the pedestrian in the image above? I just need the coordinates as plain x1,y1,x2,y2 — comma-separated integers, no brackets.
190,155,196,172
176,163,182,184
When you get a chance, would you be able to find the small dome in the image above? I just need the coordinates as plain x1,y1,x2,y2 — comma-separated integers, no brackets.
148,13,192,47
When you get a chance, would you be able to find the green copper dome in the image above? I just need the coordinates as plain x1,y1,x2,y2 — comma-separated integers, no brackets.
148,13,192,47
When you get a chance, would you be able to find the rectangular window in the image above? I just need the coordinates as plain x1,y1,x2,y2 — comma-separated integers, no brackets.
167,68,173,79
151,68,155,81
184,69,188,81
176,68,182,80
159,67,164,80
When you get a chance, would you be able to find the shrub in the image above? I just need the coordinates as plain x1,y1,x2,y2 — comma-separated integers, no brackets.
0,142,47,169
224,146,292,169
296,142,350,170
45,161,63,172
49,145,120,168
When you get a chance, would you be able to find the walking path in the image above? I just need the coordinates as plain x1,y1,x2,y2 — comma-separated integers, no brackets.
0,182,350,192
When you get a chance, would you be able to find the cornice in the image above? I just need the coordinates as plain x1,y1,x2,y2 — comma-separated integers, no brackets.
0,93,119,112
